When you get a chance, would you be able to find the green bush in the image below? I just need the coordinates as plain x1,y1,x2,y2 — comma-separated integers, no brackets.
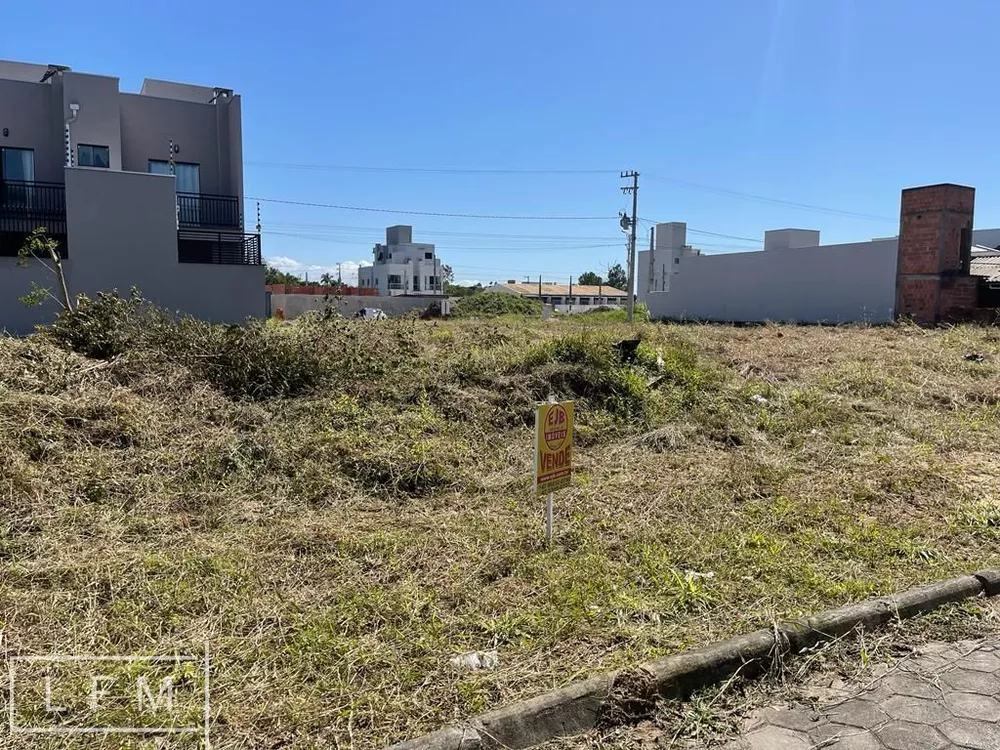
451,293,542,318
180,322,329,401
48,290,146,359
47,291,329,401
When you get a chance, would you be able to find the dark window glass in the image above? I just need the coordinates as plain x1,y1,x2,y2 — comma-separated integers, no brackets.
78,145,110,168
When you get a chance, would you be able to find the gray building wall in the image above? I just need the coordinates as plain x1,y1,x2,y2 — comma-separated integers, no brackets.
642,239,900,324
63,72,124,170
0,257,66,334
640,226,1000,324
119,93,229,194
0,77,64,181
0,168,263,335
0,61,259,335
64,168,263,323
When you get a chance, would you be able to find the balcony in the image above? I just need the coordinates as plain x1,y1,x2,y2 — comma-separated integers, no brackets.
176,192,241,230
178,229,261,266
0,180,68,257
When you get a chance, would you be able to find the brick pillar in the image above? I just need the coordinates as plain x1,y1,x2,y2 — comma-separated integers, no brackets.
896,183,976,325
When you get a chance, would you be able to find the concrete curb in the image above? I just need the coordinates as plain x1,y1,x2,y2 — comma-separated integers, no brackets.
388,568,1000,750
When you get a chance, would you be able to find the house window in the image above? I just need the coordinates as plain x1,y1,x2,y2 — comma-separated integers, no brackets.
388,274,403,290
1,147,34,183
413,277,421,292
78,144,110,168
579,297,591,305
148,160,201,193
0,148,35,210
427,276,439,288
674,257,680,264
424,252,433,260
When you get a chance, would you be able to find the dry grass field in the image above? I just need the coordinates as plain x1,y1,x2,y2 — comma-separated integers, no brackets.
2,301,999,748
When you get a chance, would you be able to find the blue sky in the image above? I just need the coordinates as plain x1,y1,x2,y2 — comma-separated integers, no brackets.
5,0,1000,285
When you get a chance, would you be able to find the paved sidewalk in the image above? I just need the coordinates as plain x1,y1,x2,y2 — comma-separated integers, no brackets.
726,638,1000,750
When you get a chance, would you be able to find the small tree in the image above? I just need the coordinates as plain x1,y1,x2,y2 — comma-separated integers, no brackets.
606,263,627,291
265,265,304,285
319,272,334,286
578,271,603,286
17,227,73,311
442,264,455,284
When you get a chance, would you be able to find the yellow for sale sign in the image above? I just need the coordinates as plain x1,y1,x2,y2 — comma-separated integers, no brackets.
534,401,574,495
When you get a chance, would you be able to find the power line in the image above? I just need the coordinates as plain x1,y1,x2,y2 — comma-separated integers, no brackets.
264,221,622,242
687,228,764,243
639,219,763,244
643,174,895,222
247,195,613,221
262,231,621,253
247,162,617,175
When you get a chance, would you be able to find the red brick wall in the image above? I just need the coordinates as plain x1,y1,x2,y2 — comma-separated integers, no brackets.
898,278,939,324
939,276,979,321
896,184,975,324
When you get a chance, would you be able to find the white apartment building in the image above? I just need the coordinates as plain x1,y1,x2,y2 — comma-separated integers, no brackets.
358,225,444,296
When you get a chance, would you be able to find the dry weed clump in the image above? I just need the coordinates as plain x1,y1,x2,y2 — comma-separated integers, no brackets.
1,315,999,748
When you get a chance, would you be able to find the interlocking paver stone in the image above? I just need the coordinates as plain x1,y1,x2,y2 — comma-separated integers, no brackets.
692,638,1000,750
874,721,948,750
753,707,825,733
943,691,1000,721
743,725,811,749
940,669,998,695
881,673,942,699
956,652,1000,673
809,721,865,747
825,699,890,730
939,716,1000,750
825,734,885,749
879,694,952,725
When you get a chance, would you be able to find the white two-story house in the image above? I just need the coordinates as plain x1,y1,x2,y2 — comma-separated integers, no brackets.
358,225,444,296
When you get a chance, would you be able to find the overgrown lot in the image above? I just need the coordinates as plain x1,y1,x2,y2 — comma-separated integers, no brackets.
2,302,1000,748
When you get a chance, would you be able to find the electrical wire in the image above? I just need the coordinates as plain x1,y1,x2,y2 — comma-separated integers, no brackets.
643,174,895,222
247,196,613,221
247,162,617,175
263,221,622,242
638,219,764,244
262,231,621,253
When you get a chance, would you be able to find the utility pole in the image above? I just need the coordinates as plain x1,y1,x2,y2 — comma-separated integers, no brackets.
620,171,639,323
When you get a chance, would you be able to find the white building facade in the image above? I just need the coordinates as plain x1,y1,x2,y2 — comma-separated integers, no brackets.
358,225,444,296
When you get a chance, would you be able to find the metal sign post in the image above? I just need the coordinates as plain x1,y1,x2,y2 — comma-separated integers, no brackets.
545,493,554,546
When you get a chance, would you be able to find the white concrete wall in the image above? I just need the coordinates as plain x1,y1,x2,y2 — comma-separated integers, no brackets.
643,238,900,324
553,303,626,314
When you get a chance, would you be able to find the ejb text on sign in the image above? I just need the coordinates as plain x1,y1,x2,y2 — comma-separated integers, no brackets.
534,401,574,495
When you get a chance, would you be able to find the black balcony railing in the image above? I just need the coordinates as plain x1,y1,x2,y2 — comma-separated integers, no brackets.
176,192,241,230
178,229,261,265
0,180,68,257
